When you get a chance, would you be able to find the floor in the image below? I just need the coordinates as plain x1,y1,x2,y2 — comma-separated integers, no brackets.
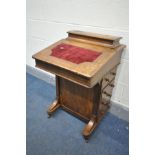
26,73,129,155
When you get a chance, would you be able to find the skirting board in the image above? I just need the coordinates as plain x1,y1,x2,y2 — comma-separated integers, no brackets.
26,65,129,122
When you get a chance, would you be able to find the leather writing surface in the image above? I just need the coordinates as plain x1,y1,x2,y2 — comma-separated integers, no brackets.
51,43,101,64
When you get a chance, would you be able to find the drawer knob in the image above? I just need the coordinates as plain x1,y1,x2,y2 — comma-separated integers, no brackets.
104,78,110,82
109,84,115,87
103,91,112,97
102,101,108,105
111,72,116,76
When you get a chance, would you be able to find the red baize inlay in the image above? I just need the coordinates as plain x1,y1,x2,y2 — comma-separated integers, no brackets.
50,43,101,64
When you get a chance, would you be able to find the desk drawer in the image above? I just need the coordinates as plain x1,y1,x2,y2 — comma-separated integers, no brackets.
102,67,117,89
102,80,114,104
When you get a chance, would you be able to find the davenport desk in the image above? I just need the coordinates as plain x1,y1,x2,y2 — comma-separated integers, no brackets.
32,31,126,141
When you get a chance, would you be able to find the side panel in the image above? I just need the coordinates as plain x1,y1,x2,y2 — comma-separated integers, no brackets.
59,78,94,120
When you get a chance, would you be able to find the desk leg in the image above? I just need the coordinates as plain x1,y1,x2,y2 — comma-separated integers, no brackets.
82,82,104,142
47,76,61,118
82,115,97,142
47,100,60,118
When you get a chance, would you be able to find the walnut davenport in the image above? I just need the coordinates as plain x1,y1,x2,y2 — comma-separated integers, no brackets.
32,30,126,142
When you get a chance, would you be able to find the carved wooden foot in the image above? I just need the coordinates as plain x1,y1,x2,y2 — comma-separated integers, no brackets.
82,116,97,142
47,100,60,118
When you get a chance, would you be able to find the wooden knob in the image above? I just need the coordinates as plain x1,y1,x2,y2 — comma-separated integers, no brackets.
102,101,108,105
103,91,107,95
111,72,116,76
103,91,112,97
109,84,115,87
105,78,110,82
107,93,112,97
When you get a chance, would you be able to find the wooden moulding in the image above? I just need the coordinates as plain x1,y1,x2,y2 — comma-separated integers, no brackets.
67,30,122,48
35,59,91,88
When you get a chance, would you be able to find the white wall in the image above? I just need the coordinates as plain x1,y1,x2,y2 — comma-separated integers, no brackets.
26,0,129,108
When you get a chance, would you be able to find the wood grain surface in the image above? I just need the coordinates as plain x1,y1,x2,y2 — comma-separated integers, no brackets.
32,31,126,141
